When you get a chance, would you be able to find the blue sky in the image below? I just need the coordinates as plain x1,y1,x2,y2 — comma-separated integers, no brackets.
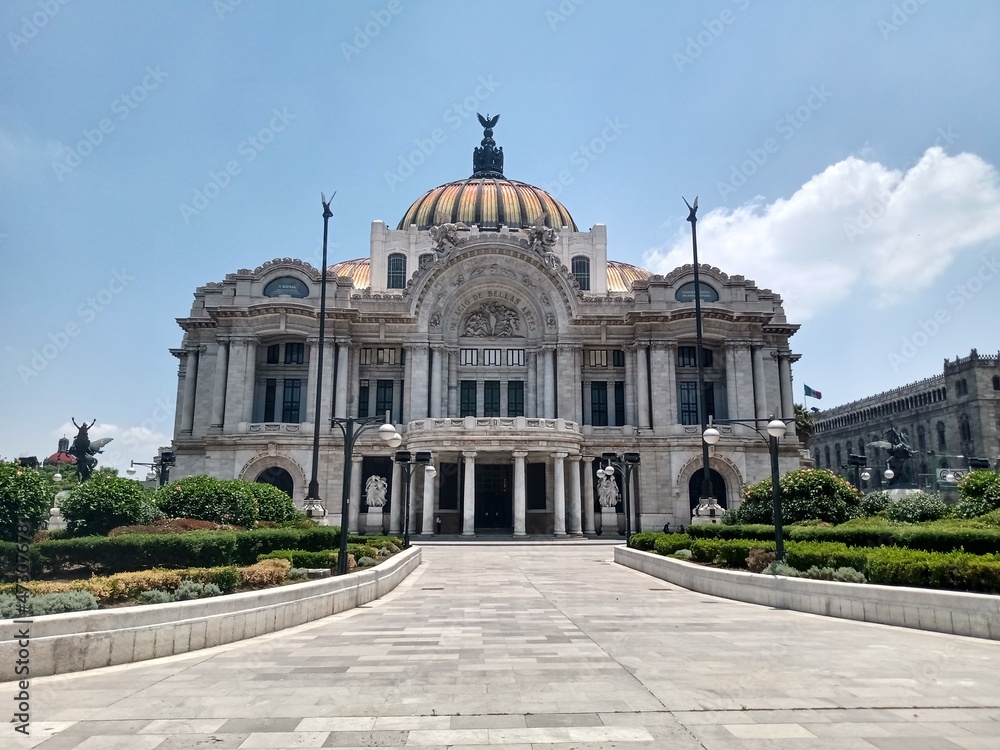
2,0,998,470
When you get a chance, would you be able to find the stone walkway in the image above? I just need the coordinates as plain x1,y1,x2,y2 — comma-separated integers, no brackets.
4,543,1000,749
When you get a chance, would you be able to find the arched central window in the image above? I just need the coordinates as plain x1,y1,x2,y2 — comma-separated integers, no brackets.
387,253,407,289
571,256,590,290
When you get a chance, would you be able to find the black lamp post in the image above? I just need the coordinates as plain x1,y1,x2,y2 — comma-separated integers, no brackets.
331,414,399,575
393,450,434,549
703,417,788,561
126,450,175,487
847,453,868,492
304,192,336,520
598,451,640,539
684,196,719,519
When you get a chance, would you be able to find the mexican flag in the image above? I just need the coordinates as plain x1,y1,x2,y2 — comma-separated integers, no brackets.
804,385,822,399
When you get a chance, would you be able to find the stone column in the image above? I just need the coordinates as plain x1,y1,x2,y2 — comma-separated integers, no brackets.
447,348,459,417
305,338,320,424
223,337,248,430
420,463,436,535
408,343,430,421
401,344,412,426
210,340,228,429
317,339,335,427
334,340,349,418
526,350,538,418
649,342,676,431
636,344,651,429
778,352,794,420
725,342,740,421
552,452,567,536
582,456,596,534
513,450,527,537
429,345,443,418
179,349,199,434
752,344,768,420
348,344,361,417
556,346,579,423
389,462,402,534
543,346,556,418
348,455,363,533
567,455,582,535
624,345,636,425
242,340,257,423
462,451,477,536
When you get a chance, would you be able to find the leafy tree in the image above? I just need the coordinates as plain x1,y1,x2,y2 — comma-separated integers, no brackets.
61,474,159,537
736,468,861,525
794,403,815,448
0,461,53,541
884,491,950,523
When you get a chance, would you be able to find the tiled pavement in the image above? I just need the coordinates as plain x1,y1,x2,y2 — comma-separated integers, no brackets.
4,542,1000,749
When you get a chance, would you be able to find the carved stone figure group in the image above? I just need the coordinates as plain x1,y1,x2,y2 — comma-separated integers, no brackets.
365,474,388,508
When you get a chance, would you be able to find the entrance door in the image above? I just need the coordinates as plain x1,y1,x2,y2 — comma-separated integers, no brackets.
475,464,512,532
688,468,727,510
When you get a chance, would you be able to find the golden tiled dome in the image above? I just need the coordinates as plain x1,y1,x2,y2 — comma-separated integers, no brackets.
329,257,649,293
397,178,577,232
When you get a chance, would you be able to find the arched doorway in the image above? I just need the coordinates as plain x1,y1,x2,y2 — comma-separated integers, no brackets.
688,469,727,510
256,466,293,497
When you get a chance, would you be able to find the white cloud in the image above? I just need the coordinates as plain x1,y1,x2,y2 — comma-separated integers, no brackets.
644,148,1000,319
53,421,170,476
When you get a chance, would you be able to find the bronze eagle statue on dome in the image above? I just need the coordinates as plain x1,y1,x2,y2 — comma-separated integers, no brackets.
478,113,499,130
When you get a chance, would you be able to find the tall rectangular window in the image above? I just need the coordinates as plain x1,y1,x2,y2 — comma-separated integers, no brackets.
614,381,625,425
460,380,477,417
484,380,501,416
506,349,524,366
263,379,277,421
612,349,625,367
358,379,370,418
679,382,699,425
266,344,280,364
588,350,608,367
678,346,712,367
375,380,393,416
282,379,301,422
591,381,608,426
361,348,372,365
507,380,524,417
376,348,397,365
284,342,304,364
460,348,478,366
483,349,502,366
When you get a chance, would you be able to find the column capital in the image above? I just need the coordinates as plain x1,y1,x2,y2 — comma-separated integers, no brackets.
629,341,649,353
351,455,364,465
430,343,445,352
405,341,430,352
511,450,528,459
226,334,259,345
650,339,678,351
582,455,596,464
568,454,582,464
462,450,478,459
551,451,568,459
725,339,754,350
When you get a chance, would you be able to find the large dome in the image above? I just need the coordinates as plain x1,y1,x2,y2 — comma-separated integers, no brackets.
398,178,577,232
397,113,577,232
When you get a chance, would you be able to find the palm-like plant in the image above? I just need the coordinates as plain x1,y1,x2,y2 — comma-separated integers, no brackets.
794,403,815,447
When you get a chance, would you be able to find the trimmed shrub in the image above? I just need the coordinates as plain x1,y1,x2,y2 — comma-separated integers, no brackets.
957,470,1000,514
175,580,222,600
287,568,309,580
240,558,291,587
61,475,159,537
258,549,338,569
762,560,798,577
852,491,893,518
356,556,378,568
156,476,297,528
746,548,775,573
24,590,99,616
628,532,660,551
670,549,694,560
176,566,241,593
0,462,52,542
137,589,174,604
653,533,693,556
348,544,379,561
109,518,232,536
885,492,950,523
738,469,861,525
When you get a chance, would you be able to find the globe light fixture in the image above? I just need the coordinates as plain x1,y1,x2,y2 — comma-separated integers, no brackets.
702,427,721,445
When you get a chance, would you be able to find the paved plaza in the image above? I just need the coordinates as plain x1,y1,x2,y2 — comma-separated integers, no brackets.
4,542,1000,749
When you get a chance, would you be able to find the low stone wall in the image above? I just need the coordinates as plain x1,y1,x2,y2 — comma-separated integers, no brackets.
616,546,1000,640
0,547,421,681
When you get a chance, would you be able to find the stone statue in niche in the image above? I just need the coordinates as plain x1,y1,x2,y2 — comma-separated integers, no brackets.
597,475,619,507
462,302,521,338
524,214,558,254
365,475,388,508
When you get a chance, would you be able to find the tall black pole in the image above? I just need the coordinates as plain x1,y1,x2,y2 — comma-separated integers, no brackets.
402,464,412,549
337,416,354,575
685,196,714,505
306,193,334,515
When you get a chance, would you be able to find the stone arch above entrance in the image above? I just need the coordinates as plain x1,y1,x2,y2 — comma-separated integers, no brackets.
256,466,293,497
239,453,307,504
675,455,744,509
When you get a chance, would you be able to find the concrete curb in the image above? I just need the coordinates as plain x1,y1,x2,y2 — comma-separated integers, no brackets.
0,547,421,680
615,546,1000,640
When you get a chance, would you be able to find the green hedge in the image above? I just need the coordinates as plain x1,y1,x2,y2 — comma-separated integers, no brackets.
259,550,339,568
3,526,398,577
647,534,1000,594
685,522,1000,556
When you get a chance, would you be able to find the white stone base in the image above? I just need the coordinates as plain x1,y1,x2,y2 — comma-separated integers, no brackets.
365,510,385,535
599,507,619,536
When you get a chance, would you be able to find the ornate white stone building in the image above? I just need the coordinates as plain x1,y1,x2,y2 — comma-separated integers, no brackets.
169,118,804,535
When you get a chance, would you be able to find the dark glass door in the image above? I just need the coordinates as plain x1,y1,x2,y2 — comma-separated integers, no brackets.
475,464,512,531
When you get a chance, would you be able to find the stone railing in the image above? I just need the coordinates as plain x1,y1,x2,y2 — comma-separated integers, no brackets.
408,416,580,433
